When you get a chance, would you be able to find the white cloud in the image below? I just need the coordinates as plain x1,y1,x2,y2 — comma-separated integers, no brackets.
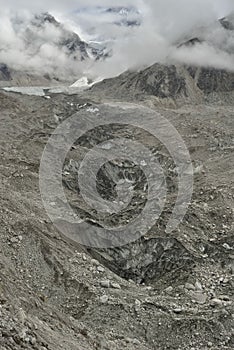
172,43,234,71
0,1,234,81
83,0,234,79
0,11,88,79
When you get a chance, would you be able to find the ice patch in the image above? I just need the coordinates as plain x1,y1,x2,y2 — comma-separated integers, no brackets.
70,77,90,88
3,86,47,96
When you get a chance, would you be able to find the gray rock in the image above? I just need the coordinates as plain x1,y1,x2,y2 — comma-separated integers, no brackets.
100,295,109,304
165,286,174,293
185,283,195,291
189,291,207,305
210,298,223,307
10,237,19,244
173,308,183,314
219,295,230,301
195,281,203,291
100,280,111,288
126,337,141,345
110,282,121,290
91,259,100,266
97,266,105,273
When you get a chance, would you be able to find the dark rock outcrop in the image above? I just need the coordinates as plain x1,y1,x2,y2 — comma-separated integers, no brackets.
88,237,195,284
196,68,234,94
0,64,12,81
220,13,234,31
178,37,203,48
89,63,234,102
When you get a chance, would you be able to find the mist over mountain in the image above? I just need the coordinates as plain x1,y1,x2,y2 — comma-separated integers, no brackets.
0,11,110,82
74,5,141,29
0,1,234,82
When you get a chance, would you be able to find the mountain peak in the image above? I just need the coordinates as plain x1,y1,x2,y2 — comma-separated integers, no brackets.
219,12,234,30
31,12,60,28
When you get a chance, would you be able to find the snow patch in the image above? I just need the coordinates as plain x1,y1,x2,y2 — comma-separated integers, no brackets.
70,77,90,88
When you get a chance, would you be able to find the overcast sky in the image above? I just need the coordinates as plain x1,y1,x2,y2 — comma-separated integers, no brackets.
1,1,234,42
1,0,234,42
0,0,234,17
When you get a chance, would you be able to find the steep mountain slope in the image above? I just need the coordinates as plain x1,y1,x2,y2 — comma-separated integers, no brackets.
29,12,89,61
0,12,108,85
0,66,69,88
88,11,234,105
0,64,11,81
89,64,234,105
220,12,234,30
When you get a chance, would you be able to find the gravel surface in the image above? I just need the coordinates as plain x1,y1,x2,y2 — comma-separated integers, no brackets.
0,86,233,349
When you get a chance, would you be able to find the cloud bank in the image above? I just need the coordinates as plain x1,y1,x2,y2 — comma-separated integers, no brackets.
0,0,234,82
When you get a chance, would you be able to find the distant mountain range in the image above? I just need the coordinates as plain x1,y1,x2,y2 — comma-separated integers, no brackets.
89,13,234,102
1,11,234,88
75,6,141,27
19,12,110,61
90,63,234,102
101,6,141,27
0,12,110,86
178,12,234,52
31,12,89,60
